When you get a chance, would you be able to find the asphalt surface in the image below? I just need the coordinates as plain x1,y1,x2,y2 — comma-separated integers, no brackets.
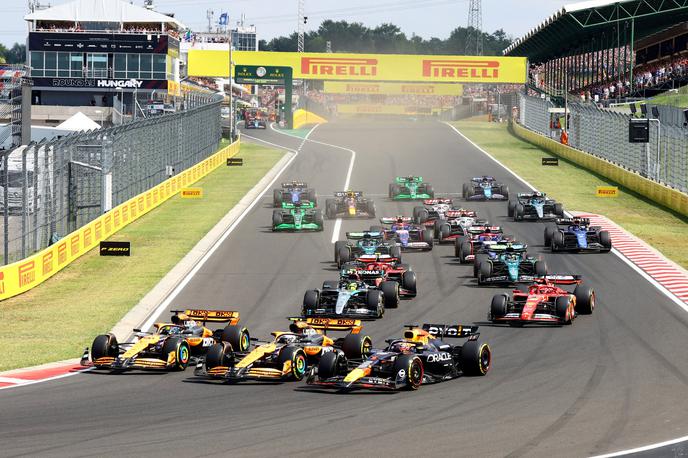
2,119,688,458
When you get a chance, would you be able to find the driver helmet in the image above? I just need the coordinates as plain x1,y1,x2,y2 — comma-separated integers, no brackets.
171,313,189,325
347,282,358,291
391,340,415,353
289,320,310,334
533,191,543,198
395,216,405,224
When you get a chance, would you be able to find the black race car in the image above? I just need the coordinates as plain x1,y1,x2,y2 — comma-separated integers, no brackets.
273,181,317,207
325,191,376,219
508,192,564,221
544,217,612,253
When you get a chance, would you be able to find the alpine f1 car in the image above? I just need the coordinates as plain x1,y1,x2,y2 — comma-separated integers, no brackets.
272,201,324,232
508,192,564,221
195,317,372,382
306,323,490,391
377,216,434,251
388,176,435,200
325,191,376,219
81,310,250,371
303,268,388,319
273,181,317,207
334,231,402,268
454,226,509,263
476,243,548,286
341,258,418,305
489,275,595,325
544,217,612,253
463,176,509,201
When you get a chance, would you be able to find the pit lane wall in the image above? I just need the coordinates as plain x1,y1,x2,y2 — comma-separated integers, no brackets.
510,122,688,217
292,109,328,129
0,139,241,302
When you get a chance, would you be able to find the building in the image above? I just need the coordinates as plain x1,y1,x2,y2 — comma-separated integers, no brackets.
24,0,185,124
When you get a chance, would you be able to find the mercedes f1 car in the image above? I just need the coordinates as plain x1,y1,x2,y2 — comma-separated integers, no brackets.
325,191,376,219
334,231,401,268
272,202,324,232
195,317,372,382
81,310,250,371
306,323,490,391
544,217,612,253
388,176,434,200
475,243,548,285
463,176,509,201
508,192,564,221
489,275,595,325
273,181,317,207
377,216,434,251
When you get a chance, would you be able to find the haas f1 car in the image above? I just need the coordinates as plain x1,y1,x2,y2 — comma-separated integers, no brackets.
326,191,376,219
388,176,435,200
489,275,595,325
307,323,490,391
273,181,317,207
272,202,324,232
508,192,564,221
463,176,509,201
544,217,612,253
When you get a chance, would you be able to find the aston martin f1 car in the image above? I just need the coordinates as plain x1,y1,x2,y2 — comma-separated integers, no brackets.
489,275,595,325
544,217,612,253
272,202,324,231
325,191,376,219
273,181,317,207
476,243,548,286
378,216,434,251
454,226,509,263
508,192,564,221
334,231,401,268
302,269,387,319
463,176,509,201
388,176,435,200
81,310,250,372
195,317,372,382
306,323,490,391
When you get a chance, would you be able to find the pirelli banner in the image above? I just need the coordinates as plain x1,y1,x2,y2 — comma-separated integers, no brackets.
324,81,463,96
188,50,527,84
0,139,241,301
336,104,445,115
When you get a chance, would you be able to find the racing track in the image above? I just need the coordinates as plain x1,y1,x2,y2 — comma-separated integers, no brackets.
1,119,688,458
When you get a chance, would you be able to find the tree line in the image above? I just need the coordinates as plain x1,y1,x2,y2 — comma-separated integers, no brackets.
259,20,512,56
0,43,26,64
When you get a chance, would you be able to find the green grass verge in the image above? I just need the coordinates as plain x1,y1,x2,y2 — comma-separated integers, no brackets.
0,142,283,371
452,120,688,269
648,85,688,108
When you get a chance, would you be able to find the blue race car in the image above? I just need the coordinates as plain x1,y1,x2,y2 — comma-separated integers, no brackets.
377,216,434,251
544,217,612,253
273,181,317,207
463,176,509,201
508,192,563,221
475,243,547,286
334,231,402,268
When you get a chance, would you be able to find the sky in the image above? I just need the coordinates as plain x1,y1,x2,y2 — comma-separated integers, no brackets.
0,0,567,48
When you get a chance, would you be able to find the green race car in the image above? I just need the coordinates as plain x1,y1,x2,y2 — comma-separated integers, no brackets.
389,176,435,200
272,201,324,232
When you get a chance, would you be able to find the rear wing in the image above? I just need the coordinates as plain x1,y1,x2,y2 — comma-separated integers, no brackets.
282,181,307,189
346,231,383,239
356,254,398,263
396,176,423,184
553,217,590,226
421,324,480,339
423,198,452,205
536,275,583,285
446,210,477,218
380,216,412,224
172,309,240,325
471,176,495,182
281,201,315,209
468,225,503,234
289,317,362,334
335,191,363,197
488,243,527,252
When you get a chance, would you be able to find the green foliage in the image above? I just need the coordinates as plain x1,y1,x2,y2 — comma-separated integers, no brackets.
0,43,26,64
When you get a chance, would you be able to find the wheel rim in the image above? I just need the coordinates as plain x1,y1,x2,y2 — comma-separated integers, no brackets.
362,337,372,356
241,333,249,351
178,344,189,364
294,354,306,376
410,359,423,387
480,345,491,374
590,292,596,310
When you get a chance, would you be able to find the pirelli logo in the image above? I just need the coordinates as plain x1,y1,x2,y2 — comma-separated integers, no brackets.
18,261,36,287
346,84,379,93
422,59,499,79
301,57,378,76
401,85,435,94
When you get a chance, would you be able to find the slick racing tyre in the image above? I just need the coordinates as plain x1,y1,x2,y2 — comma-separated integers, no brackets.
460,340,491,376
474,253,489,278
91,334,119,366
162,337,190,371
422,228,434,249
555,296,573,324
554,203,564,217
500,185,509,199
393,355,424,390
425,184,435,198
272,210,283,230
544,225,555,247
314,209,324,230
307,189,317,205
326,199,337,219
205,342,233,370
334,241,348,264
507,200,516,217
380,281,400,308
599,230,612,252
514,203,525,221
221,325,250,352
439,223,451,242
402,270,417,296
551,230,564,252
478,260,493,284
342,333,373,359
462,183,469,199
389,245,402,260
273,189,283,207
303,290,320,316
318,351,341,380
490,294,508,321
337,247,351,268
366,289,384,318
534,260,548,277
414,207,429,224
574,284,595,314
278,347,308,381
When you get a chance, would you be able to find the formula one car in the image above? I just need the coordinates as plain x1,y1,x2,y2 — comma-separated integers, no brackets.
488,275,595,325
341,258,418,305
454,226,509,263
244,109,267,129
544,217,612,253
195,317,372,382
377,216,434,251
325,191,376,219
463,176,509,201
334,231,402,268
272,201,324,232
273,181,317,207
81,310,250,372
306,323,490,391
388,176,435,200
433,210,489,243
508,192,564,221
302,268,387,319
476,243,548,285
412,198,455,224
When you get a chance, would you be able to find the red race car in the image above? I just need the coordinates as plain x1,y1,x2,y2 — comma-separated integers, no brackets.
488,275,595,325
338,256,418,307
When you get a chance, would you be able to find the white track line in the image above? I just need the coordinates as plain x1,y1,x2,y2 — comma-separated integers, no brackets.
591,435,688,458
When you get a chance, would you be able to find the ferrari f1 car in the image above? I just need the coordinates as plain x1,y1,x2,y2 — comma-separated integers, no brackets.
388,176,435,200
273,181,317,207
81,310,250,371
325,191,376,219
334,231,401,268
272,201,324,232
508,192,564,221
544,217,612,253
377,216,434,251
341,258,418,305
463,176,509,201
489,275,595,325
476,243,548,285
195,317,372,382
306,323,490,391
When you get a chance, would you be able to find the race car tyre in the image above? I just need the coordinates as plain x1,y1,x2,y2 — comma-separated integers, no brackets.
439,224,451,243
544,225,555,246
91,334,119,365
272,210,283,230
370,225,384,233
507,200,516,217
460,340,491,376
500,185,509,199
574,284,595,314
393,354,424,390
462,183,469,198
390,245,402,260
422,228,434,249
326,199,337,219
490,294,508,320
402,271,417,295
412,206,422,222
555,296,573,324
221,325,250,352
162,337,190,371
342,334,373,360
390,184,400,198
303,290,320,315
465,186,474,199
205,342,232,370
474,253,489,278
366,290,384,318
273,189,282,207
367,201,376,218
551,230,564,252
278,347,308,381
380,281,400,308
413,207,428,224
334,241,348,264
478,261,493,284
337,247,351,268
318,351,341,380
554,203,564,217
535,260,548,277
425,184,435,198
307,189,317,205
314,209,324,230
599,230,612,252
514,203,525,221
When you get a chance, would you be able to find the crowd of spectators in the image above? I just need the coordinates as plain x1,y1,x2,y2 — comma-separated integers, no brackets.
181,32,230,43
35,21,180,38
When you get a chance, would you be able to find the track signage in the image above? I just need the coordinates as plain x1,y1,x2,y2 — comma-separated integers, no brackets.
100,241,131,256
596,186,619,198
542,157,559,166
181,187,203,199
324,81,462,96
227,157,243,166
234,65,292,85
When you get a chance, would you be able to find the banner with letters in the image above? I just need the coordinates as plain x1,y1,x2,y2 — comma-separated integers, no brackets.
323,81,463,96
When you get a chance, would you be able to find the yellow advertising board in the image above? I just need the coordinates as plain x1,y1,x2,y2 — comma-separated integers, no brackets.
336,104,444,115
167,80,182,97
189,50,527,84
181,187,203,199
324,81,463,96
596,186,619,197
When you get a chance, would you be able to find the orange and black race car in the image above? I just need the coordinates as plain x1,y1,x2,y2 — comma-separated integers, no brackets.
194,317,372,383
80,309,250,372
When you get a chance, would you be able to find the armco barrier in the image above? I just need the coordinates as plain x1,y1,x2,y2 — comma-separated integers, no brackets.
292,109,328,130
510,122,688,217
0,139,241,301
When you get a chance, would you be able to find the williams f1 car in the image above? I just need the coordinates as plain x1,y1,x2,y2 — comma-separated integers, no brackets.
508,192,564,221
544,217,612,253
325,191,376,219
273,181,317,207
272,202,324,232
463,176,509,201
388,176,434,200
